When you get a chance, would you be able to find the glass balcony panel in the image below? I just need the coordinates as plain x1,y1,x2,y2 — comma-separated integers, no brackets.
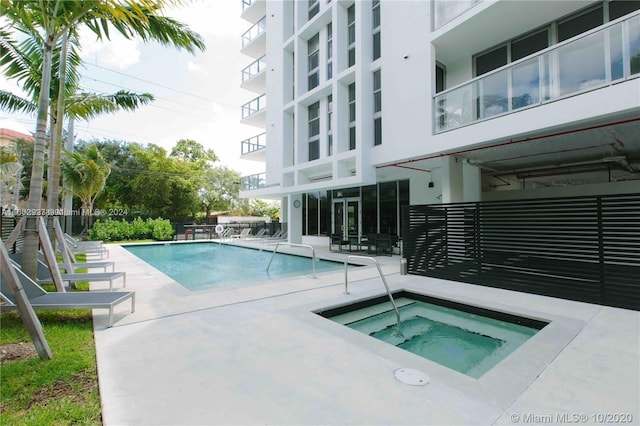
433,0,480,30
242,16,266,48
242,55,266,83
241,94,266,119
511,56,541,110
241,133,266,155
558,31,606,96
477,68,509,119
610,25,625,81
434,13,640,133
241,172,266,191
630,15,640,75
435,84,474,132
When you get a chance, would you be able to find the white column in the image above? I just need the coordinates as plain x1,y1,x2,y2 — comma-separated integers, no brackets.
441,156,463,203
287,194,302,244
463,162,482,202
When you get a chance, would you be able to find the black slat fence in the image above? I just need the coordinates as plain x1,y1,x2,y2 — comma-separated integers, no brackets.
402,193,640,310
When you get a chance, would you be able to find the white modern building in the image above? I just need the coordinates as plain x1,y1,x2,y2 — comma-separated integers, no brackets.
238,0,640,246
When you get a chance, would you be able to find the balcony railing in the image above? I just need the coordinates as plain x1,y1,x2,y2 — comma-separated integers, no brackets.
242,15,266,49
241,94,266,120
433,0,480,30
435,12,640,133
240,172,266,191
242,55,266,83
242,0,253,13
241,133,266,155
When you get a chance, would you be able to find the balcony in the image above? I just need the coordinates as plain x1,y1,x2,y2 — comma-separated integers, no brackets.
241,15,266,58
435,12,640,133
433,0,480,30
241,0,266,24
241,94,266,127
241,132,266,162
241,55,266,93
240,172,266,191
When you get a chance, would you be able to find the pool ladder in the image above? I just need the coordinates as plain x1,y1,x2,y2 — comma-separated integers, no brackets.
266,243,316,278
344,255,402,335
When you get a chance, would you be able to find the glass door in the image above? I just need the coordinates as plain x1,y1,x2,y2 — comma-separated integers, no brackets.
332,197,360,237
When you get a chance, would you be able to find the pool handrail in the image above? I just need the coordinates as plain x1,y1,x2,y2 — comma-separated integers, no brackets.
266,243,316,278
344,255,402,333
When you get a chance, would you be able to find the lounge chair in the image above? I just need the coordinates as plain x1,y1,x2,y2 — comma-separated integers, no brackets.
263,229,284,240
251,229,268,239
53,221,114,272
9,252,126,291
218,227,234,239
64,234,109,259
231,228,252,239
0,260,135,327
57,248,115,273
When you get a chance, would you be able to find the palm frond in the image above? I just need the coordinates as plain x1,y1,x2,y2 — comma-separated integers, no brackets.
66,90,154,119
0,89,37,114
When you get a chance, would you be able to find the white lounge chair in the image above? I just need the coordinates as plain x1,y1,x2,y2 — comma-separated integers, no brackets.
231,228,252,239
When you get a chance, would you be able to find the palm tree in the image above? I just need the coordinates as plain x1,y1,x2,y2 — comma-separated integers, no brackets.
0,0,205,278
1,29,156,206
60,144,111,234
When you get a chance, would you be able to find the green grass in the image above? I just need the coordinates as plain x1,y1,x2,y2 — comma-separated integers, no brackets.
1,253,101,425
0,310,101,425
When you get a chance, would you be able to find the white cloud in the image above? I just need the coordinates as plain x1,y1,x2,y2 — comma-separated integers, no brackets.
79,29,141,69
187,60,206,77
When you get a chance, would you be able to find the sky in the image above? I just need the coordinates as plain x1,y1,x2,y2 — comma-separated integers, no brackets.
0,0,264,175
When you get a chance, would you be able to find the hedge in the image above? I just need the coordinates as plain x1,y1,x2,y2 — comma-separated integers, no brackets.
88,218,174,241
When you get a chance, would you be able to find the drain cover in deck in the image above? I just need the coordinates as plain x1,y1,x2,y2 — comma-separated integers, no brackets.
394,368,429,386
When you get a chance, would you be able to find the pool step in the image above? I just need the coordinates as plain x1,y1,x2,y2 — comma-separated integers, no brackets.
331,297,416,330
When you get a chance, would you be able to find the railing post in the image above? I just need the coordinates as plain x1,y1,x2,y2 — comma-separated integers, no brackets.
344,255,402,335
267,243,316,278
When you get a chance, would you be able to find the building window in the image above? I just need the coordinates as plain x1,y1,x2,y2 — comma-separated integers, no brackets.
308,102,320,161
348,83,356,150
373,69,382,146
372,0,381,60
557,4,603,42
291,52,295,99
308,33,320,91
309,0,319,21
475,45,508,76
436,62,445,93
347,5,356,67
609,0,640,20
327,94,333,156
327,23,333,79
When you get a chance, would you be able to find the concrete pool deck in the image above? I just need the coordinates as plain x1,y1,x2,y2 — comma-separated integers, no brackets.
92,240,640,425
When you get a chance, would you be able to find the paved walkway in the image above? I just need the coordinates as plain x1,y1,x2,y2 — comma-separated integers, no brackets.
91,240,640,425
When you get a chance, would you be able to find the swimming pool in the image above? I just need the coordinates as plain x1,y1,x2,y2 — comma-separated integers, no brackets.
317,291,547,378
124,242,344,291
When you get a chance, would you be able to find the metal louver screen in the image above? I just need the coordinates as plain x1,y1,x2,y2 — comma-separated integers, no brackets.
401,193,640,311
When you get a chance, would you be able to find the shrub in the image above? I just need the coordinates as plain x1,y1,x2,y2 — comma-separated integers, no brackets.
88,217,174,241
130,217,149,239
148,218,174,241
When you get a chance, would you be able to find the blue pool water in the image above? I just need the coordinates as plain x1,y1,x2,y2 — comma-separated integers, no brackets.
124,242,344,290
322,293,544,378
